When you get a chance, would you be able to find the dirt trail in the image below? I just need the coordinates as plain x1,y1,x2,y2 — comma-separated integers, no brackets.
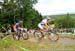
59,37,75,45
28,36,75,46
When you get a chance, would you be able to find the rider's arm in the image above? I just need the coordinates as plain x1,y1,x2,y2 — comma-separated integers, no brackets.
44,23,49,28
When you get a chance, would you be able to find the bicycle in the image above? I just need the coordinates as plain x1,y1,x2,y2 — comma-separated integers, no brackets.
13,28,29,40
33,28,59,42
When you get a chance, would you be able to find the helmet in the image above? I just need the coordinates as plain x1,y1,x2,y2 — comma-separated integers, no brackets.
46,16,51,20
19,20,23,23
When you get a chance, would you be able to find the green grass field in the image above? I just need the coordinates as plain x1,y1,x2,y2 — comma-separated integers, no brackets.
59,34,75,39
0,34,75,51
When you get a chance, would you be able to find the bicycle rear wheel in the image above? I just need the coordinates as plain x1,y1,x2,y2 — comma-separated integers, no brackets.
34,30,44,40
13,32,20,40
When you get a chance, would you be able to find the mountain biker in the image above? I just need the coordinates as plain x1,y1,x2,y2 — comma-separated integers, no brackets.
13,21,23,33
38,17,50,32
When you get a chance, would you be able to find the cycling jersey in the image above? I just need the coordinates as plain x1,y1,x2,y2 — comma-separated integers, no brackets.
38,19,48,29
16,22,20,26
13,22,20,32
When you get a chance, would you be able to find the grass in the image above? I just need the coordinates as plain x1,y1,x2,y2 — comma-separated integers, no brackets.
0,34,75,51
59,33,75,39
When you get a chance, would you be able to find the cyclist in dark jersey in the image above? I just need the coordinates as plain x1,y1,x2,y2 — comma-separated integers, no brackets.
13,21,23,32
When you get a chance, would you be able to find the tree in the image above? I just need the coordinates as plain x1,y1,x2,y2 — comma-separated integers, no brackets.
23,8,42,29
0,0,42,29
18,0,42,29
54,14,75,28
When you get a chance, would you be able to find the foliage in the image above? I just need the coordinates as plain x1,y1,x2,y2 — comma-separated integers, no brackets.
0,0,42,29
54,14,75,28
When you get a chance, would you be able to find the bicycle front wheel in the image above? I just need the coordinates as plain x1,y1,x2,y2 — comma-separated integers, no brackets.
48,33,59,41
22,32,29,40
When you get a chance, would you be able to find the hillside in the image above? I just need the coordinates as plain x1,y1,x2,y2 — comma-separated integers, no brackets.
43,14,75,19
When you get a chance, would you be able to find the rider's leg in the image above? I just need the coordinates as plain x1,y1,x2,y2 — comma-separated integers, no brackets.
13,25,18,35
38,24,44,32
38,24,46,36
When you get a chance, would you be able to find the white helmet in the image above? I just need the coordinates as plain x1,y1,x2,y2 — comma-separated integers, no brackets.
46,16,51,20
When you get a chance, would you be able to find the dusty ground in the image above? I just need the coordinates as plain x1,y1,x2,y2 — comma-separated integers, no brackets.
28,35,75,46
0,34,75,51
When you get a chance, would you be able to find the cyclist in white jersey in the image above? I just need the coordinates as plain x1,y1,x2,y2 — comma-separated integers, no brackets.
38,18,49,32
